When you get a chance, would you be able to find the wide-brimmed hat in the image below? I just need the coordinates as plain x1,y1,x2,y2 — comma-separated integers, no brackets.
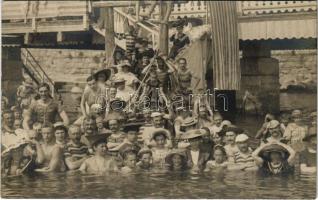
303,126,317,142
219,125,244,137
150,112,163,118
150,128,170,141
181,117,197,127
259,143,290,161
92,68,111,81
180,129,204,140
267,120,280,129
165,149,187,165
86,133,109,147
2,141,29,156
123,122,144,133
112,77,126,84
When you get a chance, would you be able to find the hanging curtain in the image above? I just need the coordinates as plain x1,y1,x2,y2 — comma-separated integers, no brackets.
207,1,240,90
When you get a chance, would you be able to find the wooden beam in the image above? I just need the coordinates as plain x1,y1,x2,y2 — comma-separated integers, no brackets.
158,2,169,55
57,31,64,42
104,7,115,61
93,1,153,8
24,33,31,44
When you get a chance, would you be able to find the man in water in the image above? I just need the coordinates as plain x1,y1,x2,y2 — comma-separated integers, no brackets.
23,83,69,130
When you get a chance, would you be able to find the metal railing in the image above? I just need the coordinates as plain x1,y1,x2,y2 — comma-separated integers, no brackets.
139,1,316,19
21,48,58,97
113,7,159,50
2,1,90,33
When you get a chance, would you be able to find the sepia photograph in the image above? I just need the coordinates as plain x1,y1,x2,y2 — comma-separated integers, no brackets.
1,0,317,199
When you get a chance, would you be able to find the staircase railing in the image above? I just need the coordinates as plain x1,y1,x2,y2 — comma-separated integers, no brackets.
21,48,58,98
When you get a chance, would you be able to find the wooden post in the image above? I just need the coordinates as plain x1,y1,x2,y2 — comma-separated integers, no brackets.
158,1,169,55
104,7,115,63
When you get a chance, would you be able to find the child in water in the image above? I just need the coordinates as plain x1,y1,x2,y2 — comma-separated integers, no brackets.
121,150,138,173
79,134,118,174
205,145,228,172
150,129,171,168
136,148,153,170
165,149,188,171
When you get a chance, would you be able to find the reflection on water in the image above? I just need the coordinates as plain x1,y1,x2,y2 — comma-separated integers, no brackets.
1,170,316,199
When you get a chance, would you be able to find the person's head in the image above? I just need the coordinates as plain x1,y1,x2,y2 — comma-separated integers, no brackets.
41,125,54,143
267,120,282,139
38,83,51,100
68,125,82,144
177,58,187,70
198,107,207,118
54,124,67,143
279,113,290,127
213,133,223,145
11,106,22,119
32,122,42,139
153,131,167,148
213,145,227,164
93,141,107,156
269,151,284,164
265,113,275,123
126,131,137,143
86,76,97,90
151,112,163,128
108,119,119,132
70,85,83,102
13,119,22,129
109,87,117,99
225,131,236,145
213,113,223,127
83,115,96,135
2,110,14,127
156,57,165,69
1,97,8,109
97,73,107,83
123,151,137,169
235,134,249,153
176,24,184,34
142,55,150,66
171,154,185,170
291,109,302,125
138,150,152,166
96,116,104,130
143,109,152,121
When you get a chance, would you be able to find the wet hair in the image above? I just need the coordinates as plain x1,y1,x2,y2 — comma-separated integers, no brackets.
38,83,51,91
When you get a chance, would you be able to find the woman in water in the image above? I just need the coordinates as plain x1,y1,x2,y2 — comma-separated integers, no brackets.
205,145,228,172
252,141,296,176
165,149,188,171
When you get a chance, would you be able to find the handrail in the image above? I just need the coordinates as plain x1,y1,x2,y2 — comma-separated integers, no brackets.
22,48,58,97
113,7,159,36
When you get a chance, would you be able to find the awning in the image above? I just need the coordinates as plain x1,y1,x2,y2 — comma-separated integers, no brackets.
239,18,316,41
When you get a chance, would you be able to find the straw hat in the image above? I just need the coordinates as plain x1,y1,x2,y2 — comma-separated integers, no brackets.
267,120,280,129
150,112,163,118
181,117,197,127
92,68,111,81
259,143,290,161
53,122,68,133
180,129,204,140
150,128,170,141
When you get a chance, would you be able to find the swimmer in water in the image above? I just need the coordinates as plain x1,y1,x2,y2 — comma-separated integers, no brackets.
205,145,228,172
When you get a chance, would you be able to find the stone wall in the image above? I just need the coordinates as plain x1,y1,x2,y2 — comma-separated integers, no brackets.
22,48,316,90
22,48,106,83
272,49,317,91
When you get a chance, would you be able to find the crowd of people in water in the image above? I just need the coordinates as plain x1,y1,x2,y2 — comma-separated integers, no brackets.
1,22,316,178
